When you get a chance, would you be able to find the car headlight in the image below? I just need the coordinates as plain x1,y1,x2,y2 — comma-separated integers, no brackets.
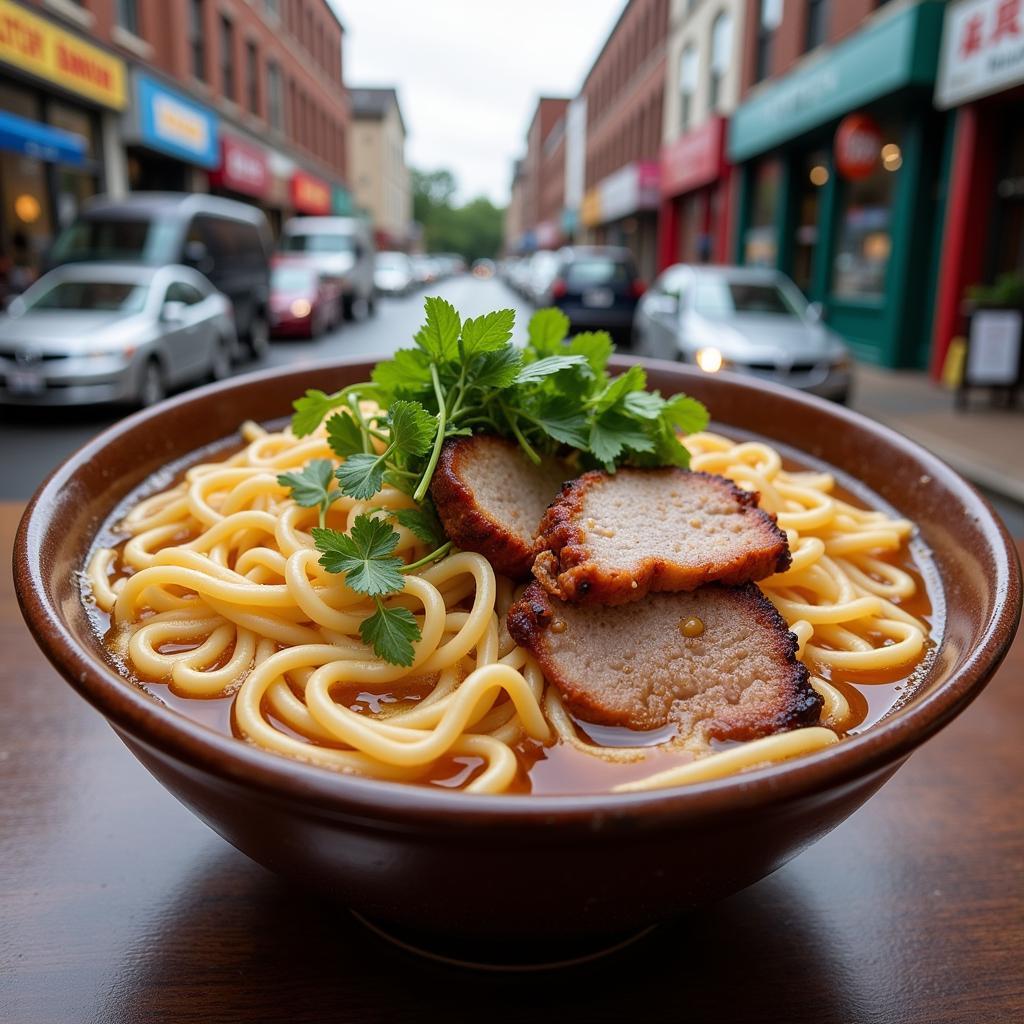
290,299,312,318
696,346,724,373
88,346,136,360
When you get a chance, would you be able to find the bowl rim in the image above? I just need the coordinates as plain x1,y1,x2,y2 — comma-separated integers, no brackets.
13,355,1022,830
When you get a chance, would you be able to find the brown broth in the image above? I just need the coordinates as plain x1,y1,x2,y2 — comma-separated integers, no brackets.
83,429,941,795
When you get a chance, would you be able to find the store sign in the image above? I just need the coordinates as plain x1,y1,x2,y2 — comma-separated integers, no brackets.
580,188,602,228
729,2,943,161
936,0,1024,108
212,135,269,197
291,171,331,214
660,117,726,197
332,184,355,215
834,113,882,180
0,0,125,109
135,74,219,168
598,161,661,224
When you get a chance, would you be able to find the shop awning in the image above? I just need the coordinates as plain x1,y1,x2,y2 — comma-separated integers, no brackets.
0,110,86,166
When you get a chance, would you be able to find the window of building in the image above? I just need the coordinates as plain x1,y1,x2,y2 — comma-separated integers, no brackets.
805,0,829,51
744,158,780,267
189,0,205,81
220,16,235,101
756,0,783,83
267,60,283,131
116,0,139,35
709,11,733,114
679,44,698,133
832,130,902,300
246,41,259,114
264,0,279,16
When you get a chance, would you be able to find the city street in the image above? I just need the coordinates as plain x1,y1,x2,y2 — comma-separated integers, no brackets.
0,275,532,501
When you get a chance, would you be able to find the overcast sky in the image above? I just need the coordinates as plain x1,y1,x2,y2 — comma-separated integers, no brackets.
335,0,627,207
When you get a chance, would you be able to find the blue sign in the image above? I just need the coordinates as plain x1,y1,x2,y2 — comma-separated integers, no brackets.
0,110,86,165
136,74,219,168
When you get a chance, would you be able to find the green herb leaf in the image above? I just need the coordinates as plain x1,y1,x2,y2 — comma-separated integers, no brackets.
460,309,515,356
414,296,461,361
311,516,404,594
392,504,446,547
567,331,614,375
470,345,523,390
371,348,433,403
360,604,420,667
325,411,365,457
530,398,589,449
589,411,656,467
335,452,385,500
292,389,348,437
526,307,570,355
513,354,590,385
277,459,336,509
388,399,437,457
623,390,665,419
594,365,647,414
662,393,711,434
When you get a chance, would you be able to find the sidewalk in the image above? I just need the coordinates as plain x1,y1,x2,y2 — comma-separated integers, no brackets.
851,365,1023,504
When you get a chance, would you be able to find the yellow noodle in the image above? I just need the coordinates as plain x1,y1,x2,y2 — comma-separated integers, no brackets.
87,424,930,795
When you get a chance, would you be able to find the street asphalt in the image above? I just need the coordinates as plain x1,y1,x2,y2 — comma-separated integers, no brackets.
2,272,1021,534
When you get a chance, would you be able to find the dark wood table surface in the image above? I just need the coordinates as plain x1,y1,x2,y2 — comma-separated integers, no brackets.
2,501,1022,1024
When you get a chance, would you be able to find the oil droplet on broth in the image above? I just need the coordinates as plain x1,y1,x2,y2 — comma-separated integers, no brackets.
680,617,705,638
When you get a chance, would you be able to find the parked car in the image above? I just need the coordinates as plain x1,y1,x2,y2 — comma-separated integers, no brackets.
472,258,495,279
0,263,236,406
541,246,644,343
526,250,562,305
410,254,440,287
48,193,271,359
374,251,415,296
279,217,376,320
633,264,852,402
269,261,342,339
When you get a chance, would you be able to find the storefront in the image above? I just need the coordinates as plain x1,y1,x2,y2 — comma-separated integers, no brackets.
0,0,125,289
931,0,1024,380
208,131,274,222
290,170,331,216
580,161,660,282
124,72,219,192
657,116,730,271
729,0,949,369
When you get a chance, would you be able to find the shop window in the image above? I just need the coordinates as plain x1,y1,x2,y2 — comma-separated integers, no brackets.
0,83,38,121
220,15,236,102
709,11,732,114
744,158,779,267
679,45,698,133
993,128,1024,280
0,152,52,287
189,0,205,81
116,0,139,36
756,0,783,83
267,61,283,131
49,102,97,161
792,150,829,294
246,41,260,115
832,134,901,301
805,0,829,52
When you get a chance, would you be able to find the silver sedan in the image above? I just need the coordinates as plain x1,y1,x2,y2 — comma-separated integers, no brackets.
634,265,852,402
0,263,238,406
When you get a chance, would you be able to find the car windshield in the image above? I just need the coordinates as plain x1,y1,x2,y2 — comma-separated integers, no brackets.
376,253,408,270
565,258,633,290
272,267,317,290
24,279,149,313
694,278,805,318
282,233,355,254
49,216,179,264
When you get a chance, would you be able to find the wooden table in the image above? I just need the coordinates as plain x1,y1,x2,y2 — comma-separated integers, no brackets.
2,501,1022,1024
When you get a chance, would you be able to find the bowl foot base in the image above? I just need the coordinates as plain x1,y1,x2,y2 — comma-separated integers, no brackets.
350,911,659,972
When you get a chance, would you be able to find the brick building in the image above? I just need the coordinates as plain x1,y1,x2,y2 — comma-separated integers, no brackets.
0,0,350,273
521,96,569,250
578,0,669,281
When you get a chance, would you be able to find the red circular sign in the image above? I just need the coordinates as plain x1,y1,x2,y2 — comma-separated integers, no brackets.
834,113,881,180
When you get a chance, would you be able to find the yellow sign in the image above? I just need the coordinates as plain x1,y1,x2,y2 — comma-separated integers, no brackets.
0,0,126,109
580,188,602,229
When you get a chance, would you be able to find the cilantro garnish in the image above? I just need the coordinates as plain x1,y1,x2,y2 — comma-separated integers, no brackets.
278,297,709,666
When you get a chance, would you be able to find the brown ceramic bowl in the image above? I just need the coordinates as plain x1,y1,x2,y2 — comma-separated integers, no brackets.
14,357,1021,950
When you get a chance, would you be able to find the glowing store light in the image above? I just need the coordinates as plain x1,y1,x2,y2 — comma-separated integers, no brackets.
14,194,41,223
809,165,829,187
881,143,902,172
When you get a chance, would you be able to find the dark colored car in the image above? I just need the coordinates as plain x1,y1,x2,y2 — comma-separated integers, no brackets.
269,261,342,339
48,193,273,359
540,246,645,344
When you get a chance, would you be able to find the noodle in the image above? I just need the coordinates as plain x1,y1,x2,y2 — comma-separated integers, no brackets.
85,425,930,794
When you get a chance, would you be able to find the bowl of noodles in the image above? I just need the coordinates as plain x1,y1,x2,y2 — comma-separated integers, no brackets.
14,306,1021,950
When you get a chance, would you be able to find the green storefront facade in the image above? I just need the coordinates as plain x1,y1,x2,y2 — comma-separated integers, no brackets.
729,0,951,369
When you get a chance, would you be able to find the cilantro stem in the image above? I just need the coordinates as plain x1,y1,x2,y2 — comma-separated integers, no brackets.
347,393,373,454
413,364,447,503
401,541,452,573
500,402,541,465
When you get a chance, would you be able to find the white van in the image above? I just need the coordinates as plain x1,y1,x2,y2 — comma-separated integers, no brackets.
279,217,376,320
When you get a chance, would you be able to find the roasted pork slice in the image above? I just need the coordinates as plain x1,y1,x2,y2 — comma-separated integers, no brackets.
532,467,789,605
430,435,568,579
508,581,820,749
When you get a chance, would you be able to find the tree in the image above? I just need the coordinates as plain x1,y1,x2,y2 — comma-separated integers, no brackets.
412,168,505,262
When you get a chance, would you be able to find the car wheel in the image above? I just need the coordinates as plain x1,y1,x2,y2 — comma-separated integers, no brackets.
310,307,326,339
246,312,270,359
139,358,166,407
210,337,232,381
